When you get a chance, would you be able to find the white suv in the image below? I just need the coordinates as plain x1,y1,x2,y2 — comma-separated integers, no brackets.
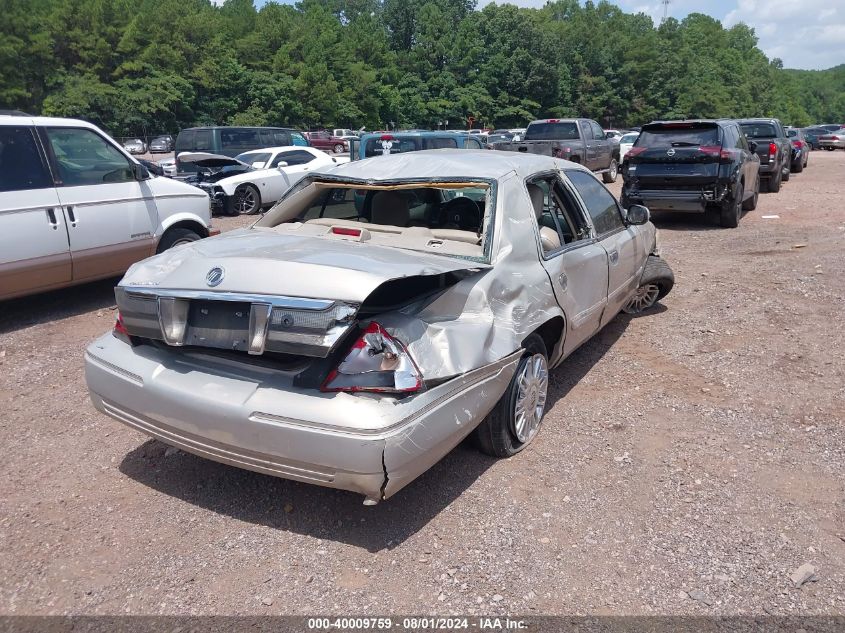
0,116,214,301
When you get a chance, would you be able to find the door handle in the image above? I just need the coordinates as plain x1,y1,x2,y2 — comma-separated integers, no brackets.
66,206,78,227
609,250,619,265
45,208,59,229
557,272,568,290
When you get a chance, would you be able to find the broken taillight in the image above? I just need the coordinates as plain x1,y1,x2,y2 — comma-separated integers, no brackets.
113,311,130,343
321,322,422,394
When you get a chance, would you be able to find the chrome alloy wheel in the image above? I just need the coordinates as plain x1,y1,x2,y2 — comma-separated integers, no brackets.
623,283,660,314
511,353,549,443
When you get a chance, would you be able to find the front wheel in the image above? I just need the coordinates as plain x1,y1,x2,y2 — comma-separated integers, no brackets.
602,158,619,183
333,143,345,154
234,184,261,215
156,227,201,254
475,335,549,458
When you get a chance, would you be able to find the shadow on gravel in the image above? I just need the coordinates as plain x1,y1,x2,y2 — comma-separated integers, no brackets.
120,439,497,553
0,277,118,335
117,310,644,552
649,211,729,231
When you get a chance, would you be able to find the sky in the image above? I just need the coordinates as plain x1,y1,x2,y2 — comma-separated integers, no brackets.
242,0,844,71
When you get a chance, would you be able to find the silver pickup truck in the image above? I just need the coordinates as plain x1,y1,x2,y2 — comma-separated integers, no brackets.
491,118,620,184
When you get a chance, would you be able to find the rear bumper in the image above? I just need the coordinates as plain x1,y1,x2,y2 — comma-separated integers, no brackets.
84,334,519,500
819,140,844,149
623,187,727,213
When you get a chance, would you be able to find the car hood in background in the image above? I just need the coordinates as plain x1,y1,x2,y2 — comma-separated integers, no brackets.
177,152,252,169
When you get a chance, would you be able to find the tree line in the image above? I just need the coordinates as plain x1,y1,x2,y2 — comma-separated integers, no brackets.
1,0,843,137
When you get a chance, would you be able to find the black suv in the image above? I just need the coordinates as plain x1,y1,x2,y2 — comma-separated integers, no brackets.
737,118,791,193
621,119,760,228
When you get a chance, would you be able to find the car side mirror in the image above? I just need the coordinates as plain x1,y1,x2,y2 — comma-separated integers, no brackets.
625,204,650,225
133,163,150,181
748,140,758,152
276,161,288,170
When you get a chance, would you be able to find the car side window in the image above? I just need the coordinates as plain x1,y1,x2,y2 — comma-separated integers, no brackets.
0,126,53,192
194,129,212,151
591,121,604,140
579,121,593,140
566,170,625,235
274,150,315,167
291,132,308,146
46,127,134,187
529,176,590,254
734,125,749,151
465,137,482,149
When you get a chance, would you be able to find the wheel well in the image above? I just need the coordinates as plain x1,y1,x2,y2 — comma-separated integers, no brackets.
526,317,565,359
162,219,209,240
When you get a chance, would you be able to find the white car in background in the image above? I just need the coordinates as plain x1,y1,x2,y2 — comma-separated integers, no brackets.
0,116,214,301
618,131,640,163
179,146,337,215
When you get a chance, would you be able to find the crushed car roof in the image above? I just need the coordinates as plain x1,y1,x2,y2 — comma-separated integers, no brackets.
309,148,589,182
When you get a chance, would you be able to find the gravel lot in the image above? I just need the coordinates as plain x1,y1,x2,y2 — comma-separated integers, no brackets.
1,151,843,616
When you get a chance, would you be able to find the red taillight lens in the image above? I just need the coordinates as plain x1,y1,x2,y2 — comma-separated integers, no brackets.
769,142,777,156
379,134,394,141
113,311,130,342
699,145,733,161
791,140,801,148
626,146,647,158
321,322,422,394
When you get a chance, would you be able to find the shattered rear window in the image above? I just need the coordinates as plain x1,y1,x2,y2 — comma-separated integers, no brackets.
260,180,496,263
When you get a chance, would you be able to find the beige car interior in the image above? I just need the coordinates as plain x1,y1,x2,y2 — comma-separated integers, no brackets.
259,181,491,258
527,183,561,252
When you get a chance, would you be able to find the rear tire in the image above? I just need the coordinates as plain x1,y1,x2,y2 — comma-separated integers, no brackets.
720,182,742,228
767,170,781,193
333,143,345,154
782,165,790,182
742,175,759,211
475,335,548,458
602,158,619,183
791,160,803,173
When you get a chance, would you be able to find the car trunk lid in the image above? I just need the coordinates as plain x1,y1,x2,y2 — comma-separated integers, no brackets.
117,229,487,359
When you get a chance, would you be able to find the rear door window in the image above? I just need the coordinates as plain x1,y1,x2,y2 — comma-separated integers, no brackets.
0,126,53,192
423,137,458,150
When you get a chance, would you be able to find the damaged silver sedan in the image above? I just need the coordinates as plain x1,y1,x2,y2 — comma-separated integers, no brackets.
84,150,674,504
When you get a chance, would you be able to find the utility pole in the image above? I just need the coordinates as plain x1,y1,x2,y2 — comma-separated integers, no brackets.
660,0,670,25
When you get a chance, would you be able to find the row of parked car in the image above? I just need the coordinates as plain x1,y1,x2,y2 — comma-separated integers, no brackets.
617,117,821,228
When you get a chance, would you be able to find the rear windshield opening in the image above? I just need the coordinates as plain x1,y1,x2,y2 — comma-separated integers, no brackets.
258,181,493,261
524,122,579,140
364,137,458,157
740,123,776,139
638,126,720,147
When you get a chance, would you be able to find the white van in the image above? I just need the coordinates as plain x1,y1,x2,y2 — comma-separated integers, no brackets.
0,116,215,301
